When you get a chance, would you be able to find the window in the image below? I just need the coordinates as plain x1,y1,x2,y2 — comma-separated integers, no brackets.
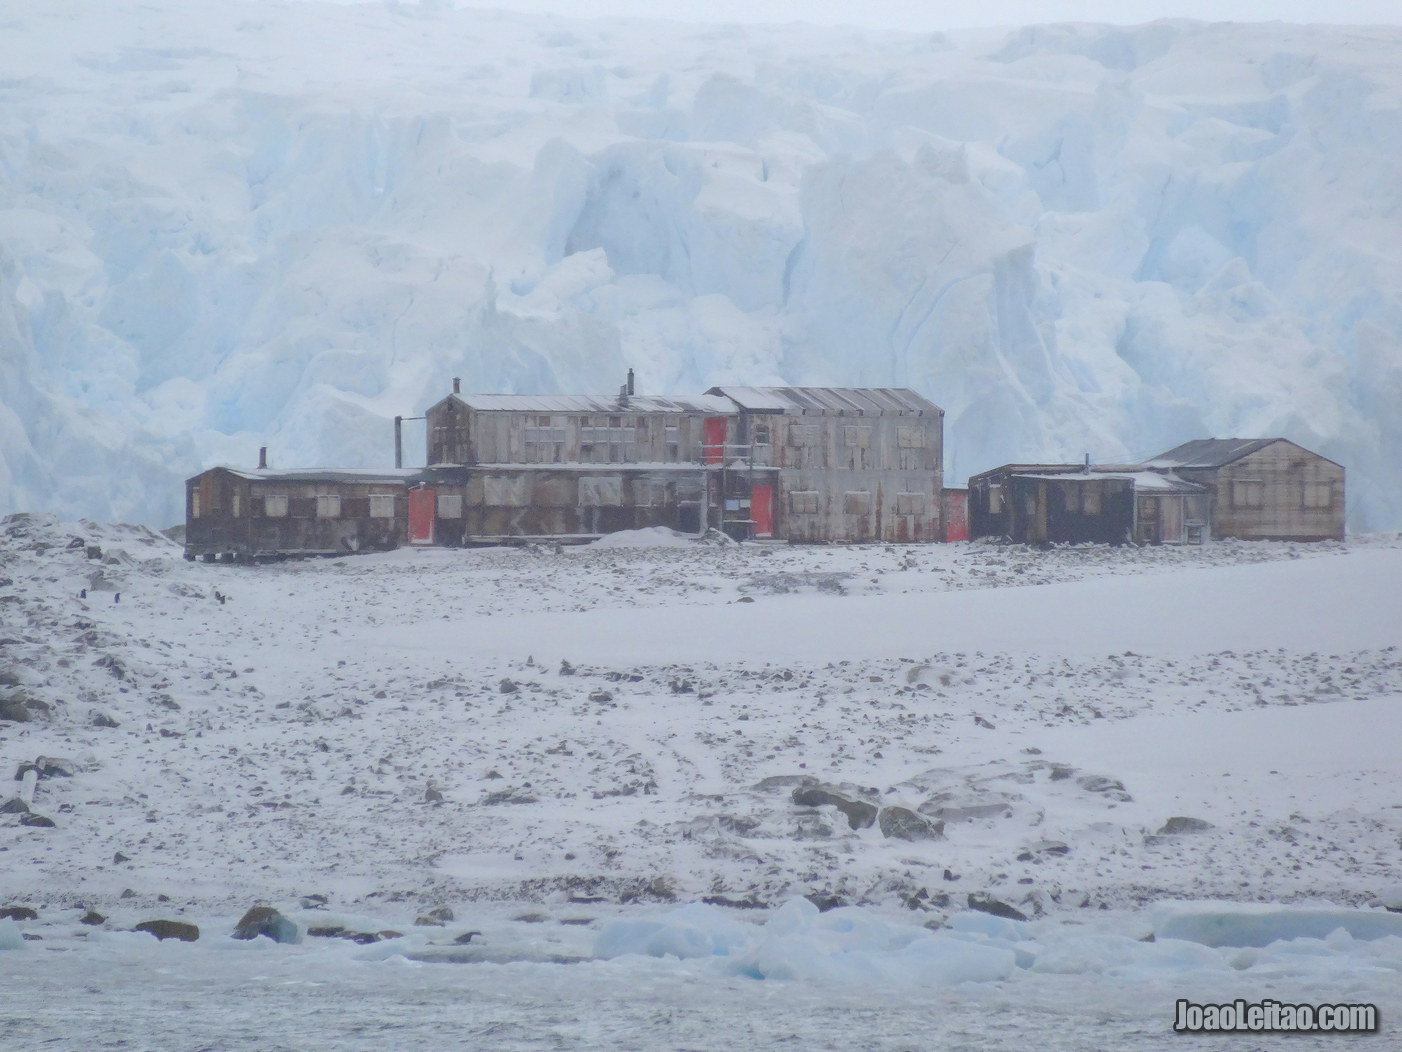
789,490,820,515
1232,480,1264,508
1139,496,1159,521
191,491,201,519
896,492,926,516
1067,484,1100,515
316,494,341,519
752,425,771,446
897,426,925,449
579,476,623,506
788,424,820,447
1302,481,1333,509
231,492,240,519
369,494,395,519
633,480,666,507
843,491,872,515
987,483,1003,513
484,476,528,507
437,494,463,519
843,426,871,449
264,494,289,518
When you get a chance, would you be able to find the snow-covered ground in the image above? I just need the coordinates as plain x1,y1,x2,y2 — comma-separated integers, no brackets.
3,516,1401,1046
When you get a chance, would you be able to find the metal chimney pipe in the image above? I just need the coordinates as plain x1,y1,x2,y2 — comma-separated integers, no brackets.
258,446,267,470
627,368,635,396
1084,452,1090,472
394,416,403,469
453,377,461,394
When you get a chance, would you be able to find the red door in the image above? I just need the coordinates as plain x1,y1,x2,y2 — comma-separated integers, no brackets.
408,488,435,545
703,417,727,465
752,485,774,539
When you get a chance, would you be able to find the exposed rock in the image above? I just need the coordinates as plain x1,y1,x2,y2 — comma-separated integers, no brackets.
753,774,814,792
587,689,613,703
791,785,877,830
0,798,29,814
92,712,119,728
925,800,1013,823
1076,775,1132,801
1158,816,1214,835
80,910,106,926
424,786,444,804
306,925,346,938
34,756,80,778
135,919,200,942
0,693,31,723
0,906,37,921
114,852,131,864
878,806,944,841
498,678,519,694
1048,764,1074,781
966,894,1028,922
973,715,996,729
481,786,538,806
232,906,300,943
1017,841,1070,860
804,893,847,912
702,894,766,909
453,930,483,944
415,905,455,926
18,813,55,828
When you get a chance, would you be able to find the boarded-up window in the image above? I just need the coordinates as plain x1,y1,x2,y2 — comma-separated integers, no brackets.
1139,496,1159,520
1067,484,1101,515
1302,481,1332,509
369,494,395,519
580,426,634,446
843,426,871,448
843,491,872,515
484,476,528,507
789,424,820,447
231,492,240,518
437,494,463,518
1232,480,1264,508
264,494,288,518
896,492,926,515
191,491,201,519
579,475,623,506
633,480,666,507
752,424,771,446
316,494,341,519
789,490,819,515
987,484,1003,513
664,425,680,457
897,426,926,448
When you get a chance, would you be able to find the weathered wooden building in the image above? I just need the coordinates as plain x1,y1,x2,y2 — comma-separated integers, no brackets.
1141,438,1345,542
183,464,416,560
704,386,945,543
185,379,948,557
968,464,1210,546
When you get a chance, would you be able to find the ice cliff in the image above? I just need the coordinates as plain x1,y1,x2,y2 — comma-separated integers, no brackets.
2,2,1400,528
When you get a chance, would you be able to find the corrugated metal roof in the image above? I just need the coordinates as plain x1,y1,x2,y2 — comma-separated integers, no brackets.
205,467,420,485
706,386,941,414
449,393,737,415
1142,438,1282,469
975,465,1204,493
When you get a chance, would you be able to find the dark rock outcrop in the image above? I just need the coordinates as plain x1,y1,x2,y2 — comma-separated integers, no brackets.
135,919,200,942
877,806,944,841
791,786,877,830
232,906,300,943
966,894,1028,922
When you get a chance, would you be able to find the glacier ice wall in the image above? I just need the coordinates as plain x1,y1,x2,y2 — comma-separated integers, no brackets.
2,3,1400,529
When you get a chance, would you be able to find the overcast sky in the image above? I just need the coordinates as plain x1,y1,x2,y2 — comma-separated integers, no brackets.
440,1,1402,31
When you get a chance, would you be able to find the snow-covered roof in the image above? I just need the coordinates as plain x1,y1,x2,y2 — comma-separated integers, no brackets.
198,467,420,485
438,393,736,415
979,467,1204,493
1142,438,1282,469
705,386,941,415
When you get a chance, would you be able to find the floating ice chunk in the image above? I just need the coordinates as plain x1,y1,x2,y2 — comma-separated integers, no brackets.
0,918,25,951
1153,902,1402,948
946,910,1030,941
593,902,752,960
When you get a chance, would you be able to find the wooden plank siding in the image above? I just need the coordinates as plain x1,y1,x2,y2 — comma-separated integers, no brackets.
754,406,943,544
184,468,408,559
1176,441,1345,541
